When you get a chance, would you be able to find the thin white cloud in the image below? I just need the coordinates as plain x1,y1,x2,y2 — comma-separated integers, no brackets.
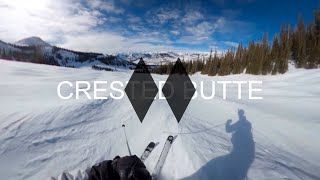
86,0,124,14
106,16,122,23
127,15,141,23
215,17,253,35
146,7,180,24
177,35,209,45
182,11,204,24
185,21,213,36
223,41,239,48
170,30,180,35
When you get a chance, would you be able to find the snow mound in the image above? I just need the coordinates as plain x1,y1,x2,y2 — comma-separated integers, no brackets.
0,59,319,180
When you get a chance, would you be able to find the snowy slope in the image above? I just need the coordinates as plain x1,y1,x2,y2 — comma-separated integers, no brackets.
15,36,51,47
0,59,319,180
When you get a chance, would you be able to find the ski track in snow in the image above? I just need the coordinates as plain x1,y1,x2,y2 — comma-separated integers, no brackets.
0,59,320,180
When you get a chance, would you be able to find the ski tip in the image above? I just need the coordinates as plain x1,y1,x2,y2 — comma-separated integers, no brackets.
168,135,174,141
145,142,156,150
148,142,156,148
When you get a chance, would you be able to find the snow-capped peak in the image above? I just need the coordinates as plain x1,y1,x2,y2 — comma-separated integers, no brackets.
15,36,51,47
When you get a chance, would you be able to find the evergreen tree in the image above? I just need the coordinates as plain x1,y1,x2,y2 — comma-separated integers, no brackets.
295,14,307,68
245,40,256,74
312,8,320,67
208,50,219,76
314,8,320,47
190,60,197,74
278,25,290,73
218,50,233,76
201,49,213,74
271,34,280,74
261,33,271,74
240,47,248,73
166,62,174,74
232,43,243,74
306,23,316,68
187,60,193,74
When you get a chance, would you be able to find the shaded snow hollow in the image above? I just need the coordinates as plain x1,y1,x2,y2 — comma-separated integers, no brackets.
0,59,319,180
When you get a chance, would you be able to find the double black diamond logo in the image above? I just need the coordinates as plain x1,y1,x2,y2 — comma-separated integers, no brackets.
124,58,158,121
125,58,196,123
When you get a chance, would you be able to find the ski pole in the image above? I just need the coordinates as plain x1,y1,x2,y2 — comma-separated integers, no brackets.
122,124,132,156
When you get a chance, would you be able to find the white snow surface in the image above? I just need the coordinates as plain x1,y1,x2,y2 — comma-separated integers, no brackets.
0,59,320,180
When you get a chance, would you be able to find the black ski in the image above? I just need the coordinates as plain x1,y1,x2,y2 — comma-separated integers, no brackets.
152,135,175,180
140,142,156,162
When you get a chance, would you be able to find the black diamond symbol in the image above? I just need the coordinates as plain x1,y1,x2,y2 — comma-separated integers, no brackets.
125,58,158,122
162,58,196,123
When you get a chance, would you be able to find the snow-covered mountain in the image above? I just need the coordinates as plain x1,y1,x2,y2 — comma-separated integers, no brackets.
0,59,319,179
1,37,213,68
113,51,211,65
0,38,133,70
15,36,51,47
42,46,132,69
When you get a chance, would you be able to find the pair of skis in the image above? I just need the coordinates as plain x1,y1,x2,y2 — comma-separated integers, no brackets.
140,135,175,180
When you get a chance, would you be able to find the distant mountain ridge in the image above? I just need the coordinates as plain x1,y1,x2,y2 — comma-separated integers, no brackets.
113,51,211,65
0,38,132,69
0,37,211,69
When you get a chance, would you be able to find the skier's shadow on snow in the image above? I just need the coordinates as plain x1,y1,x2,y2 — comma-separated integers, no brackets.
183,109,255,180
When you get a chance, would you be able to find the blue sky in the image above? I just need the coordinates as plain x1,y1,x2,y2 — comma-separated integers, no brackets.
0,0,319,53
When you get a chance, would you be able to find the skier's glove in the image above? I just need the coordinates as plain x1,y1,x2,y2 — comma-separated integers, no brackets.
112,155,151,180
226,119,232,124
